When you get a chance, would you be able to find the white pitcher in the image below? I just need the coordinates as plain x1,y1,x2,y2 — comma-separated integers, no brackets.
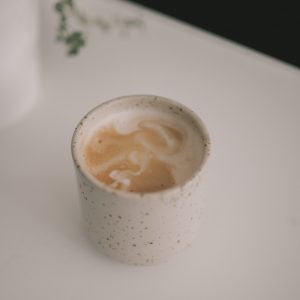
0,0,39,129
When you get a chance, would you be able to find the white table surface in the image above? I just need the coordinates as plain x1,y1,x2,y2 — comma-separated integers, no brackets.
1,1,299,299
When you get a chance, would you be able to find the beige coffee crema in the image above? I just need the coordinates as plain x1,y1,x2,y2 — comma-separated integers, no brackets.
83,111,204,193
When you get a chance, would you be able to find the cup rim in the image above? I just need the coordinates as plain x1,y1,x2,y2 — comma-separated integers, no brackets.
71,94,211,200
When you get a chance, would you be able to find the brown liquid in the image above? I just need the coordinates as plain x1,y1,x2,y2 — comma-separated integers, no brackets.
84,119,185,193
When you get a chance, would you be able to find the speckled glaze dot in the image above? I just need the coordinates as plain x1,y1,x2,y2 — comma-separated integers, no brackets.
71,95,210,265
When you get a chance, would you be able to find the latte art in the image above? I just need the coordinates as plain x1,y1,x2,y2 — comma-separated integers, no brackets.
84,113,204,193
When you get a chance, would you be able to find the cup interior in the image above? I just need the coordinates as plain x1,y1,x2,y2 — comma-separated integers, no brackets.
71,95,210,196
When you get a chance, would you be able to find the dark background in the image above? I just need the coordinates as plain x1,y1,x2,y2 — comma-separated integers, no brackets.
129,1,300,69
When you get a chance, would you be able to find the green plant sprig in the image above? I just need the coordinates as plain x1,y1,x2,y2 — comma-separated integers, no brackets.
55,0,85,55
54,0,144,56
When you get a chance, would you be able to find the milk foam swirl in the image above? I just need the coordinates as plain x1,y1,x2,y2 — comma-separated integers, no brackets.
84,113,204,193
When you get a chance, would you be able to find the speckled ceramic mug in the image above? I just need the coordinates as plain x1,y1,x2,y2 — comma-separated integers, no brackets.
71,95,210,265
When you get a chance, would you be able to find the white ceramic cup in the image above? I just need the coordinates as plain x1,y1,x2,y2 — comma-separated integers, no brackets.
71,95,210,265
